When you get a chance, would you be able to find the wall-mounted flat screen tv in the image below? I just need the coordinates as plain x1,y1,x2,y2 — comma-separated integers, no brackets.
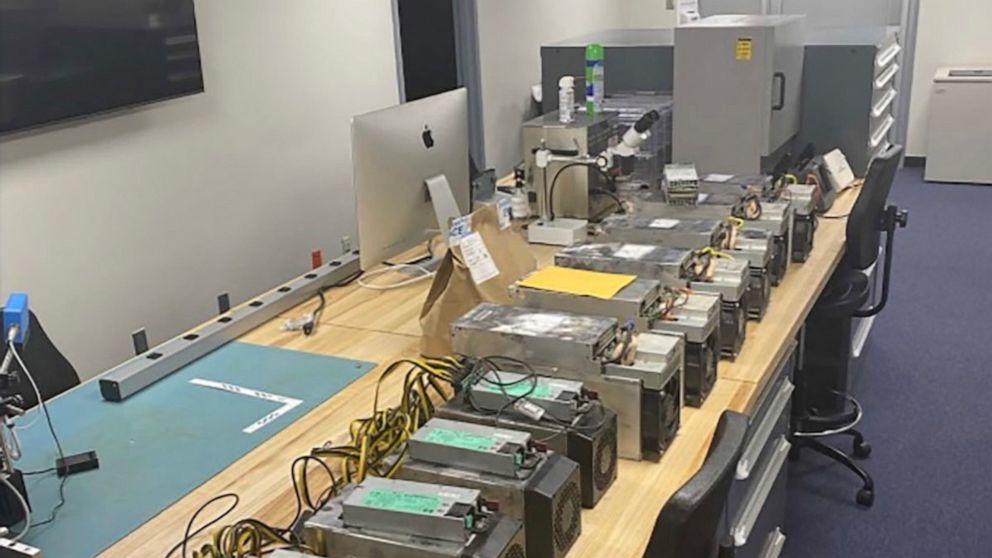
0,0,204,137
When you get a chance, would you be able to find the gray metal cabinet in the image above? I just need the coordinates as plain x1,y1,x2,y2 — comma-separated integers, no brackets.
539,29,675,114
673,15,805,175
796,26,900,176
726,342,795,558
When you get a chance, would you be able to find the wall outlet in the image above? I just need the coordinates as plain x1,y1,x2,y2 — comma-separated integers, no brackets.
340,236,353,254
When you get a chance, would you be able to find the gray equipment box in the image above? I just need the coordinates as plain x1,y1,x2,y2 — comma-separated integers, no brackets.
596,215,772,320
512,278,721,408
409,419,532,478
303,481,526,558
628,190,794,286
522,111,618,220
540,29,675,114
398,452,582,558
436,392,619,510
554,242,749,358
674,15,806,176
451,303,683,462
469,371,584,423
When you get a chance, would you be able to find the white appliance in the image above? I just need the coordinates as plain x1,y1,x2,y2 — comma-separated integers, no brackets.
925,68,992,184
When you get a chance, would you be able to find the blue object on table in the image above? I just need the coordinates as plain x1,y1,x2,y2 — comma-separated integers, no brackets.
16,341,375,557
3,292,30,344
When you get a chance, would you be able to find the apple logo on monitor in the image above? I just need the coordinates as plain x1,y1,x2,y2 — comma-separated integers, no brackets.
422,125,435,149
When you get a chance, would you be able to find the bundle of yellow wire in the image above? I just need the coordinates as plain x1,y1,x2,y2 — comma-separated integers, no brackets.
178,357,465,558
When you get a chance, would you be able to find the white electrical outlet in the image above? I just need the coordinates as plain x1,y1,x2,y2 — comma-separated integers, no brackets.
341,236,353,254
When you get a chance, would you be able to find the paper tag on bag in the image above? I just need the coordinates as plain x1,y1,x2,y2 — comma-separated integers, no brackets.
497,197,512,230
460,232,500,284
648,218,680,229
448,215,472,246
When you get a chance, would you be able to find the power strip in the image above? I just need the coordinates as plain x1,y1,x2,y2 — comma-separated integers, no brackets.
0,538,42,558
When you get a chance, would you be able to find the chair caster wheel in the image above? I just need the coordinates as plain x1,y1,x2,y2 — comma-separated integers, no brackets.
853,441,872,459
856,488,875,508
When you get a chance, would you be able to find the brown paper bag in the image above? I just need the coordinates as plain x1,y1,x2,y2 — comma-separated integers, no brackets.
419,204,535,357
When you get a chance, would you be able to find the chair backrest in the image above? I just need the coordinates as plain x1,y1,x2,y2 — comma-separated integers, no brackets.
643,411,749,558
0,310,80,407
845,145,903,270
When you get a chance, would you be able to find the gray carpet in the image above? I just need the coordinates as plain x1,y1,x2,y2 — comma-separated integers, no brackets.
785,167,992,556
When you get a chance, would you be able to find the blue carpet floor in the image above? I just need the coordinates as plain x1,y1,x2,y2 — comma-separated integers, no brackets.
785,168,992,557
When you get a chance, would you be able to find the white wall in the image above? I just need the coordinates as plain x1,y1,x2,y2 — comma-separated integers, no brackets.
476,0,632,174
626,0,677,27
906,0,992,156
0,1,399,379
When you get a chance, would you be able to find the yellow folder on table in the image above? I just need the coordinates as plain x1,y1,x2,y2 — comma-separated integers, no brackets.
518,266,636,300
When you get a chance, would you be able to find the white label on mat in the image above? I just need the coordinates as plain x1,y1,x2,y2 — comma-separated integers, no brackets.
460,232,500,284
705,173,734,183
190,378,303,434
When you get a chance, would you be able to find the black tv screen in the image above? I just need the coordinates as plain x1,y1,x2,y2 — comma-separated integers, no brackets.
0,0,204,136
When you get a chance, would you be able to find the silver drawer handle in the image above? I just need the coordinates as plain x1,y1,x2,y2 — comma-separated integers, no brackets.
760,528,787,558
870,115,895,148
732,437,791,547
872,88,898,118
875,64,900,90
737,380,794,480
876,43,902,68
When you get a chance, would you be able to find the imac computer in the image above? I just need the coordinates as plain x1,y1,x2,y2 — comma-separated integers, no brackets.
352,88,472,271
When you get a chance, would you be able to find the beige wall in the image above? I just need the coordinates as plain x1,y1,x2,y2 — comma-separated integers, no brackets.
907,0,992,156
0,1,400,379
476,0,631,174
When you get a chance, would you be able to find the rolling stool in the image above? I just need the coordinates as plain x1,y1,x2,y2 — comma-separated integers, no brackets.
790,145,908,508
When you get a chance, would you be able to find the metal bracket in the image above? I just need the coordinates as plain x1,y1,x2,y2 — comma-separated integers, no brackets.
99,251,361,402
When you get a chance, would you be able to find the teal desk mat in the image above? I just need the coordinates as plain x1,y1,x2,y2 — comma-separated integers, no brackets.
15,341,375,557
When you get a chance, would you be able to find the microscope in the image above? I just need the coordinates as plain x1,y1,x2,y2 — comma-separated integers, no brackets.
527,110,662,246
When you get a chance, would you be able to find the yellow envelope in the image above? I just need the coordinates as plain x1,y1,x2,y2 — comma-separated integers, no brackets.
518,266,636,300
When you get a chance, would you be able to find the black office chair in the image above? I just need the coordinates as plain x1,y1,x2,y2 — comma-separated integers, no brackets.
0,310,80,407
644,411,748,558
791,145,909,508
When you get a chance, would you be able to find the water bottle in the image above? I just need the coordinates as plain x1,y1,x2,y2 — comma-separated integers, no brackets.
585,43,605,115
558,76,576,124
511,169,531,220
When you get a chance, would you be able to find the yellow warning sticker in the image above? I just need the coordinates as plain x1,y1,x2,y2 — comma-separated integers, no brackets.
736,38,753,61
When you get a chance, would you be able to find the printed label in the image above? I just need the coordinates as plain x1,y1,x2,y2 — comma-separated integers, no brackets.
615,244,655,260
497,197,512,230
649,219,680,230
736,38,753,61
448,215,473,247
460,232,500,284
698,193,711,203
362,489,443,515
705,174,735,183
425,428,497,451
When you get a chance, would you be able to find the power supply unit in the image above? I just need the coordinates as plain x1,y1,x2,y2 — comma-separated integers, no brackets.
397,420,583,558
554,242,748,359
435,372,619,508
302,478,527,558
512,276,720,408
450,303,683,462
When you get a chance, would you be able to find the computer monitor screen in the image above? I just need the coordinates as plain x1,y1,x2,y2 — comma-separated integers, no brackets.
352,88,471,270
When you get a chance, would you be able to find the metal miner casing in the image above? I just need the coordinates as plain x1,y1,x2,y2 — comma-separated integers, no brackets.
451,303,617,377
690,258,750,303
341,477,480,543
597,215,723,248
409,418,531,478
512,276,662,333
787,183,817,216
735,228,775,268
303,489,527,558
469,370,584,423
398,452,583,558
628,189,793,237
434,395,619,509
554,242,691,288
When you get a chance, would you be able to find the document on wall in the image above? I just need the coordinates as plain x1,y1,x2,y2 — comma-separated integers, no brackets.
460,232,500,285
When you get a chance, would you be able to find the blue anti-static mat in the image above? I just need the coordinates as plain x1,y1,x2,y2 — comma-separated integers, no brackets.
14,341,375,557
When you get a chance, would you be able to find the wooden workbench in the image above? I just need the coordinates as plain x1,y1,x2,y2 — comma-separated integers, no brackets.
100,190,857,558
